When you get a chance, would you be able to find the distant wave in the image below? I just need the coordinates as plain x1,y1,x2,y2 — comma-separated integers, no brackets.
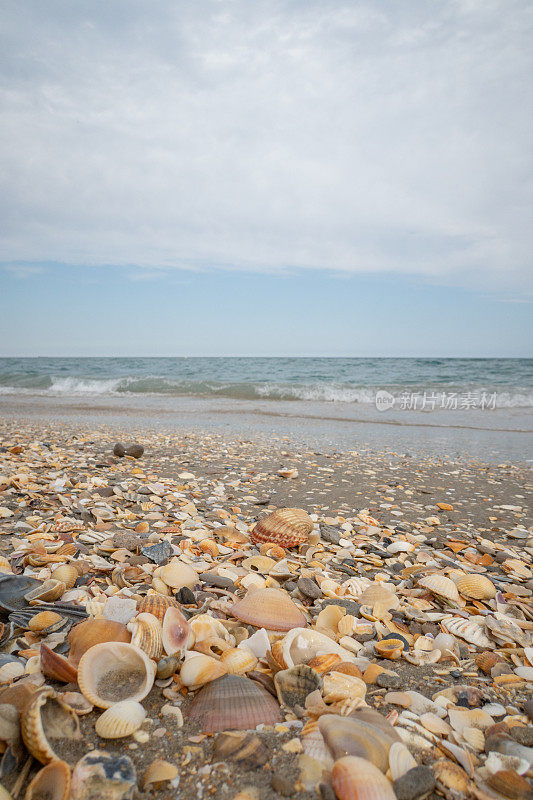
0,375,532,408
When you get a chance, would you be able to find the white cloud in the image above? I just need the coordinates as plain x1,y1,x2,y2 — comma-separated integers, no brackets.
0,0,531,288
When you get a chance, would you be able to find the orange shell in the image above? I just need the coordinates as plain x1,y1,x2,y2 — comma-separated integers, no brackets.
230,588,307,631
250,508,313,548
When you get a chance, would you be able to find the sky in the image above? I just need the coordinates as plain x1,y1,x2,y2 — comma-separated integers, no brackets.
1,0,532,357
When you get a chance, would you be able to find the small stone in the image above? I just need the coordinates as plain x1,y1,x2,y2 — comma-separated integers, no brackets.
524,700,533,722
320,525,341,544
112,532,141,552
141,541,172,564
199,572,235,590
281,738,302,754
393,766,436,800
113,443,126,457
376,672,401,689
510,726,533,747
297,577,321,600
125,444,144,459
161,704,184,726
213,732,268,769
271,774,296,796
177,587,195,605
321,598,361,616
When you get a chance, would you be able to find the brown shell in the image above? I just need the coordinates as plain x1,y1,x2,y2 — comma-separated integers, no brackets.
188,674,281,733
68,618,131,666
137,593,181,623
24,759,71,800
40,643,78,683
250,508,313,548
21,688,80,764
307,653,342,675
486,770,533,800
230,588,306,631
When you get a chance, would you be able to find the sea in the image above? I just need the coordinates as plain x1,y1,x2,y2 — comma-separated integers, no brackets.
1,357,532,461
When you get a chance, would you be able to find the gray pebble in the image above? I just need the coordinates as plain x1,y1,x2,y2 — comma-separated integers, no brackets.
271,774,296,796
524,700,533,722
297,576,321,600
376,672,401,689
510,726,533,747
320,525,341,544
199,573,235,591
393,766,436,800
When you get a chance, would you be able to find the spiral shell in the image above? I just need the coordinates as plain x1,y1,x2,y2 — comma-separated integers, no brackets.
220,648,258,675
77,642,156,708
331,756,396,800
21,687,81,764
454,574,496,600
250,508,313,548
94,700,146,739
127,613,163,660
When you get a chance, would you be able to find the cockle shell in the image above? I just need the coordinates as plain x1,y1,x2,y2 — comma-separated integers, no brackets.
358,583,398,610
40,643,78,683
137,593,181,623
418,575,460,603
51,565,79,590
94,700,146,739
250,508,313,548
320,711,400,772
77,642,156,708
230,588,306,631
162,606,193,655
307,654,343,674
454,574,496,600
25,759,71,800
24,579,66,604
127,613,163,660
21,687,81,764
331,756,396,800
387,741,417,780
280,628,358,668
158,559,198,590
68,618,131,666
220,648,258,675
441,616,492,648
188,674,281,733
180,652,227,688
28,611,63,633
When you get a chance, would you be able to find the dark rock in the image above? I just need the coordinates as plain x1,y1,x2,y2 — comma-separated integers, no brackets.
376,672,400,689
510,726,533,747
393,766,436,800
271,774,296,796
297,577,321,600
141,541,172,564
199,573,235,591
320,525,341,544
283,581,297,592
125,444,144,459
113,443,126,458
320,598,361,616
176,587,195,605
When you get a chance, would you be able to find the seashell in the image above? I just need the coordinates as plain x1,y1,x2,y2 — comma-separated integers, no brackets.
162,606,193,655
274,665,322,709
387,741,417,780
194,636,233,659
188,674,281,733
51,565,79,590
322,672,366,704
137,593,181,623
59,692,93,716
239,628,271,659
338,616,356,637
250,508,313,548
70,750,136,800
442,616,492,648
230,588,306,631
25,759,71,800
419,712,452,736
21,687,81,764
418,575,460,603
448,707,494,734
384,691,412,709
220,648,258,675
68,618,131,666
241,556,276,574
158,559,198,590
316,605,346,637
77,642,156,708
320,711,400,771
28,611,64,633
127,613,163,660
180,653,227,688
280,628,358,668
95,700,146,739
358,583,398,610
375,639,404,660
331,755,396,800
454,573,496,600
462,726,485,751
485,753,530,777
342,577,372,598
142,760,179,790
190,613,231,643
486,770,533,800
404,649,441,666
40,643,78,683
24,579,66,604
433,760,470,797
307,653,342,675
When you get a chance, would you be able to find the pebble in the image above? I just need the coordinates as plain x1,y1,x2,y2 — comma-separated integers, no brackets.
141,541,172,564
125,444,144,458
199,572,236,590
393,766,436,800
376,672,401,689
510,726,533,747
320,525,341,544
113,443,126,457
270,774,296,796
524,700,533,722
297,576,321,599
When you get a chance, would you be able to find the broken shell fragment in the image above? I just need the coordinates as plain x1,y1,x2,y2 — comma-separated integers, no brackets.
220,648,258,675
70,750,136,800
250,508,313,548
320,711,400,772
127,613,163,661
94,700,146,739
21,687,81,764
77,642,156,708
331,756,396,800
142,760,179,790
274,665,322,709
230,588,306,631
159,559,197,590
40,643,78,683
280,628,358,668
25,759,71,800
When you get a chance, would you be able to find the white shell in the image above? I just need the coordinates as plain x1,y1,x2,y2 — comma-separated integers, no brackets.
95,701,146,739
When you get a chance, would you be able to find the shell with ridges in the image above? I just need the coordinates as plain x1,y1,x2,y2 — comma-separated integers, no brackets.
332,756,396,800
21,687,81,764
454,574,496,600
127,613,163,660
94,700,146,739
24,759,71,800
387,741,417,780
188,674,281,733
189,613,231,643
158,559,197,590
250,508,313,548
50,565,78,590
137,593,181,623
230,588,306,631
142,760,179,790
320,710,400,772
68,618,131,666
220,648,258,675
418,575,460,603
77,642,156,709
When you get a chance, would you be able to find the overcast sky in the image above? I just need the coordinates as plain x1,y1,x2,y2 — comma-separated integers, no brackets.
1,1,532,355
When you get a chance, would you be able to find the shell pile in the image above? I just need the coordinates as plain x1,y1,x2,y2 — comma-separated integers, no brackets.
0,424,531,800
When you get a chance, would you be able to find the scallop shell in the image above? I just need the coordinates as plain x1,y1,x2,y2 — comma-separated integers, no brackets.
418,575,460,603
95,700,146,739
454,574,496,600
28,611,64,633
180,653,227,688
40,643,78,683
280,628,358,668
332,756,396,800
21,687,81,764
158,559,198,590
387,741,417,780
162,606,193,655
127,613,163,660
220,648,258,675
137,593,181,623
358,583,398,610
25,759,71,800
441,616,492,648
77,642,156,708
274,665,322,709
68,618,131,666
51,565,79,590
320,711,400,772
188,674,281,733
250,508,313,548
230,588,306,631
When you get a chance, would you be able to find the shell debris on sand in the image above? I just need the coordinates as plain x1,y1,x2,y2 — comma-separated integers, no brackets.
0,420,531,799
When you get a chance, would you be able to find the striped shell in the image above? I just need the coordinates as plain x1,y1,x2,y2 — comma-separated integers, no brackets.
454,574,496,600
137,593,181,623
220,648,258,675
188,674,281,733
95,700,146,739
127,613,163,660
25,759,71,800
250,508,313,548
441,616,492,648
332,756,396,800
230,588,306,631
418,575,460,603
21,687,81,764
77,642,156,708
51,564,79,590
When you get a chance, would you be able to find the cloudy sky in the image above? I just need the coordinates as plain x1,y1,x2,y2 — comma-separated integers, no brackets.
1,0,532,356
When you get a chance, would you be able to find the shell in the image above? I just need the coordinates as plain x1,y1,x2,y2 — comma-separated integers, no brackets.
280,628,358,668
40,643,78,683
320,711,400,772
21,687,81,764
274,665,322,708
220,648,258,675
127,613,163,660
24,579,66,604
95,700,146,739
307,653,343,674
230,588,306,631
418,575,460,603
51,565,79,590
250,508,313,548
162,606,193,655
441,616,492,648
159,560,197,590
188,674,281,733
77,642,156,708
180,653,227,688
137,593,181,623
189,613,231,643
24,759,71,800
70,750,136,800
375,639,404,660
28,611,63,633
59,692,93,716
387,741,417,780
68,618,131,666
331,756,396,800
486,770,533,800
322,672,366,704
454,574,496,600
142,760,179,790
358,583,398,610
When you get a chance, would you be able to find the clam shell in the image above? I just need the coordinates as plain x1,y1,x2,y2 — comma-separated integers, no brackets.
280,628,358,668
190,613,231,643
51,565,79,590
320,711,400,772
180,653,227,688
95,700,146,739
486,769,533,800
274,665,322,709
25,579,66,604
387,741,417,780
188,674,281,733
332,756,396,800
28,611,63,633
77,642,156,708
307,653,342,674
70,750,136,800
68,618,131,666
454,574,496,600
142,760,179,790
322,671,366,703
40,643,78,683
159,560,197,590
25,759,71,800
418,575,460,603
162,606,193,655
230,588,306,631
137,593,181,623
250,508,313,548
127,613,163,660
220,648,258,675
375,639,404,660
21,687,81,764
358,583,398,610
